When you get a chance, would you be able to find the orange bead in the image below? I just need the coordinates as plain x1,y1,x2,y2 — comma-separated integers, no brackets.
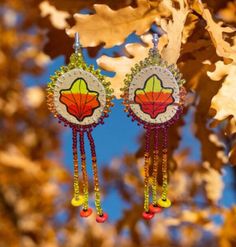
80,208,93,218
149,204,162,214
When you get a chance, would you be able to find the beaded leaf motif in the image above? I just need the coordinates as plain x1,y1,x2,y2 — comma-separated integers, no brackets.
134,74,174,119
60,78,100,122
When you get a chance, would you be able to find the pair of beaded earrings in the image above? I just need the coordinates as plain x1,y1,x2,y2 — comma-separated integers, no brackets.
47,32,185,223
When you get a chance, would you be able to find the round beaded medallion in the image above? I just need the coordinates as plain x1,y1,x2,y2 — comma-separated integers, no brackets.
48,53,113,129
128,65,180,124
54,68,107,126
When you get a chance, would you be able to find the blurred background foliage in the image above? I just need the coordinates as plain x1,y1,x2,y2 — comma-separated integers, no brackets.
0,0,236,246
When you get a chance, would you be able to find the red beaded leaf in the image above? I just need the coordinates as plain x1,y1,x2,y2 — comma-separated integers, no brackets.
59,78,100,122
134,74,174,119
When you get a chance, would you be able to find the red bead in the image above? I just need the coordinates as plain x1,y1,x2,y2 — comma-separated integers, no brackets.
80,208,93,218
149,204,162,214
142,211,154,220
96,213,108,223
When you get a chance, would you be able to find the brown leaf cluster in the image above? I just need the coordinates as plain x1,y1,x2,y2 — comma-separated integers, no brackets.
66,0,163,48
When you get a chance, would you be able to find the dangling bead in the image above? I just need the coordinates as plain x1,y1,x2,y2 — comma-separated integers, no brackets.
87,130,108,220
96,213,108,223
149,204,162,214
150,128,163,213
158,127,171,208
142,211,154,220
143,127,151,215
71,197,84,207
158,198,171,208
71,127,84,207
151,128,159,206
80,208,93,218
79,131,89,211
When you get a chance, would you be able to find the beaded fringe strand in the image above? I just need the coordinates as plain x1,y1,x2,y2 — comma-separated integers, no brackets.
157,127,171,208
71,127,84,207
152,128,158,206
142,127,155,220
79,131,89,211
87,130,108,222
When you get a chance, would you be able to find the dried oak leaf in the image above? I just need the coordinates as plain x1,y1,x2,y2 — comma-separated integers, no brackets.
229,142,236,165
25,86,45,108
208,61,236,122
218,1,236,24
160,0,190,64
208,61,236,165
192,0,236,61
220,206,236,247
39,1,70,29
48,0,137,12
134,74,174,118
182,13,198,44
180,38,227,169
60,78,100,121
66,1,160,48
202,162,224,204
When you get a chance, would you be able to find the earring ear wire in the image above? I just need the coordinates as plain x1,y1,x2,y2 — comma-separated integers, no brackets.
73,32,80,54
152,32,158,50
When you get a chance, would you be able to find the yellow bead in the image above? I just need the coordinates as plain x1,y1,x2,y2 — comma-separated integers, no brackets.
71,196,85,207
158,198,171,208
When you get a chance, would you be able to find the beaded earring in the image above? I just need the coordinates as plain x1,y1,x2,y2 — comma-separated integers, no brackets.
121,33,186,220
47,33,114,223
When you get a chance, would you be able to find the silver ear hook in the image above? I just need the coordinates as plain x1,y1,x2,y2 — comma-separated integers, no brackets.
152,33,158,49
73,32,80,54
